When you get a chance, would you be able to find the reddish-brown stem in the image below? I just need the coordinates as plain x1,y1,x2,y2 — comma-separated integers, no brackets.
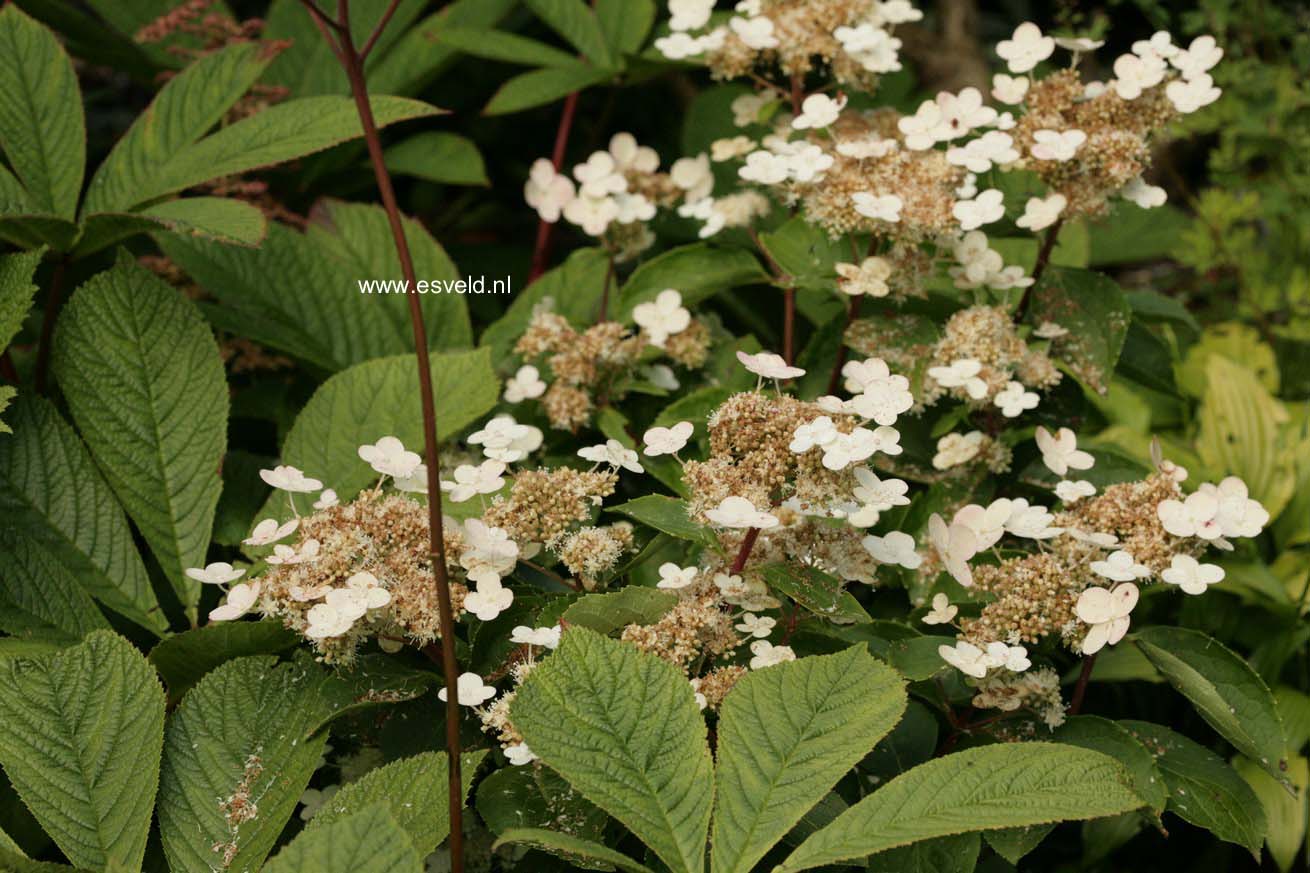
305,2,464,867
1016,218,1064,321
730,527,762,574
788,73,803,114
825,295,862,395
34,257,68,394
747,227,796,364
1069,652,1098,716
527,91,580,281
596,249,616,323
0,350,17,384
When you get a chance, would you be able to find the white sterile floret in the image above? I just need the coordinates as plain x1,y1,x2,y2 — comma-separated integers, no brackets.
996,22,1055,73
612,191,657,224
657,562,698,590
1171,34,1223,80
468,415,543,463
438,672,497,707
460,519,519,586
345,571,391,608
1166,74,1221,113
1035,426,1094,477
936,87,997,138
671,153,714,201
928,358,988,399
848,380,914,427
186,562,245,586
524,159,575,222
609,132,660,174
304,600,356,639
933,431,984,470
504,743,537,766
737,350,805,380
835,256,893,297
1055,480,1096,503
731,92,770,126
1161,555,1225,596
266,539,320,565
1121,176,1167,208
837,134,897,160
503,365,547,404
1030,129,1086,162
669,0,716,32
392,465,429,493
735,612,776,638
1003,499,1062,540
952,189,1005,231
577,439,644,474
1076,583,1138,654
1016,193,1066,231
358,436,422,479
852,468,910,512
792,94,846,130
705,496,779,529
245,517,300,547
897,99,946,150
206,582,258,621
510,625,562,649
730,15,779,49
464,579,514,621
562,194,619,236
739,150,790,184
851,192,903,222
783,144,834,183
823,426,900,471
938,640,990,678
749,640,795,670
572,151,627,198
313,490,338,510
993,380,1040,417
1194,476,1269,538
862,531,922,569
1033,321,1068,339
711,135,755,161
946,131,1019,173
655,31,705,60
440,460,506,503
922,593,958,625
929,513,979,586
835,24,902,73
1091,550,1151,582
1111,51,1166,100
643,421,694,456
1132,31,1178,60
991,73,1029,104
260,465,323,493
1054,35,1104,52
633,289,692,348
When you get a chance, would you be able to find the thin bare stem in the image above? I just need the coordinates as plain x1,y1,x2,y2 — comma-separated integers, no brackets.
34,257,68,394
596,249,617,323
308,2,465,868
527,91,580,281
747,227,797,364
1016,218,1064,321
1069,652,1098,715
358,0,404,61
730,527,762,574
825,295,862,395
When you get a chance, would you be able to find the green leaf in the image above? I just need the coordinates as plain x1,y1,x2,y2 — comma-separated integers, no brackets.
774,743,1144,872
493,829,657,873
511,628,714,873
523,0,613,66
617,243,768,319
475,764,608,840
867,833,980,872
485,63,613,115
983,824,1051,866
0,5,84,219
611,494,717,548
263,803,423,873
368,0,519,96
80,42,275,215
1119,720,1266,856
305,751,485,855
1088,203,1191,266
0,386,14,435
0,530,108,639
147,620,299,706
310,654,438,734
158,655,331,873
1234,754,1308,872
595,0,655,55
0,396,162,633
757,564,872,625
755,217,841,294
479,247,608,358
560,587,678,635
74,197,268,257
881,635,954,681
1024,266,1131,395
0,631,164,871
384,132,489,186
1054,715,1168,814
0,249,41,355
712,646,905,873
430,26,578,67
53,259,228,618
1134,626,1287,780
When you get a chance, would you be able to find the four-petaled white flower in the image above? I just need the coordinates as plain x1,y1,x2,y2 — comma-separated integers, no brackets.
572,151,626,198
1030,129,1086,162
952,189,1005,231
245,517,299,546
929,513,979,586
790,416,838,453
669,0,715,32
933,430,984,470
835,257,893,298
739,150,790,185
1076,583,1139,654
922,592,958,625
736,613,776,638
671,153,714,201
503,365,547,403
946,131,1019,173
510,625,562,649
1003,498,1062,539
821,426,900,471
1111,51,1166,100
438,672,497,707
1055,479,1096,503
504,742,537,766
1091,550,1151,582
313,490,338,510
1171,35,1223,80
460,519,519,586
852,468,910,512
440,460,506,503
1035,426,1094,477
929,358,988,399
305,600,355,638
993,381,1040,417
468,415,543,463
577,439,644,473
792,93,847,130
1166,74,1221,114
730,15,779,49
1161,554,1225,595
1016,193,1066,231
737,350,805,381
266,539,320,565
852,192,903,222
524,159,575,223
186,562,245,586
358,436,422,479
633,289,692,348
209,581,260,622
261,465,323,493
862,530,922,569
1122,177,1167,209
991,73,1029,104
465,579,514,621
749,640,796,670
643,421,694,457
939,639,1030,678
1054,35,1104,52
706,496,779,529
996,22,1055,73
657,562,698,590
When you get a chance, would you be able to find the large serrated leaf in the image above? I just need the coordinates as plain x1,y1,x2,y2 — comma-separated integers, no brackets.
774,743,1144,872
711,646,906,873
147,620,300,706
1054,715,1167,814
0,530,108,639
0,631,164,871
158,655,331,873
475,764,608,842
263,803,423,873
0,396,162,633
493,829,656,873
0,249,41,356
523,0,613,66
511,628,714,873
74,197,268,257
52,259,227,618
0,5,84,219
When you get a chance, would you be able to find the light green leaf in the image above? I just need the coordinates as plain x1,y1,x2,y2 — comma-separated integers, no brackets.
1134,626,1287,780
81,42,275,215
867,833,980,872
0,249,41,355
158,655,331,873
53,259,227,618
1234,754,1308,872
0,5,84,219
611,494,717,548
263,803,423,873
755,217,840,294
983,824,1051,866
75,197,268,257
1055,715,1167,814
757,564,872,626
0,386,13,434
475,764,607,841
493,829,657,873
881,635,954,681
485,63,613,115
1024,266,1131,395
774,743,1144,872
430,26,578,67
384,132,489,186
0,530,108,639
511,628,714,873
0,396,162,633
560,587,678,635
595,0,655,55
712,646,905,873
1120,720,1266,856
524,0,613,66
147,620,299,706
305,751,485,855
479,247,609,358
617,243,768,319
0,631,163,871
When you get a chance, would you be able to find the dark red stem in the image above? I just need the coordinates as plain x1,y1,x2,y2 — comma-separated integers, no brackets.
34,257,68,394
527,91,580,281
729,528,762,575
1016,218,1064,321
1069,652,1098,716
